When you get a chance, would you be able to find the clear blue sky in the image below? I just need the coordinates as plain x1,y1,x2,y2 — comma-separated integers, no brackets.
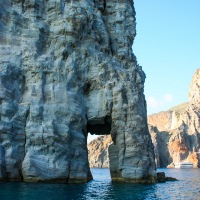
88,1,200,142
133,0,200,115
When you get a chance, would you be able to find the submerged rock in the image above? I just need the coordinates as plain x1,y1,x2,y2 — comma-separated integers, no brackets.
0,0,156,183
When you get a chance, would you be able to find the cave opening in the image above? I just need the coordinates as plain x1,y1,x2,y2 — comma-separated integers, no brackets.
87,115,112,180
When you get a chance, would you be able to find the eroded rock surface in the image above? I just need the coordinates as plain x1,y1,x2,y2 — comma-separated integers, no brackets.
0,0,156,183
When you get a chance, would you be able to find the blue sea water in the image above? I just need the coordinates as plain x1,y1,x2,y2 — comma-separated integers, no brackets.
0,168,199,200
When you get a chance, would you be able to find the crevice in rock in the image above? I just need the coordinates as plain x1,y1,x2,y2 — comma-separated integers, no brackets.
122,131,126,166
103,0,106,12
83,82,91,95
36,25,49,56
23,105,30,155
22,0,25,13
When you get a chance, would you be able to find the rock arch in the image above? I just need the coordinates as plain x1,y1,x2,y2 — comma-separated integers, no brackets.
0,0,156,183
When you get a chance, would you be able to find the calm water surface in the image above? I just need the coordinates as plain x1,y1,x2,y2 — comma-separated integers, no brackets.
0,168,199,200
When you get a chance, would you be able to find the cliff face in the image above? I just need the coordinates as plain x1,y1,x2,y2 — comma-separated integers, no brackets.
149,69,200,168
88,135,112,168
88,69,200,169
0,0,156,183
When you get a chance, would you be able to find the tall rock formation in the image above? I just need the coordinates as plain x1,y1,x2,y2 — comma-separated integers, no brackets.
148,69,200,168
0,0,156,183
88,69,200,169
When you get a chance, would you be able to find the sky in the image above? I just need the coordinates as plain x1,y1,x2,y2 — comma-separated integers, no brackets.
88,1,200,142
133,0,200,115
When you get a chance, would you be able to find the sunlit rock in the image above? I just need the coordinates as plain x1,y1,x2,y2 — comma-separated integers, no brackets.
148,69,200,168
0,0,156,183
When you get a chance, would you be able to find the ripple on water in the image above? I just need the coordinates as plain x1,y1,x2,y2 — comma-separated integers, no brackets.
0,168,199,200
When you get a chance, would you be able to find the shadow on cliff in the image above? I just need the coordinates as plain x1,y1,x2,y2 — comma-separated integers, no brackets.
150,126,172,168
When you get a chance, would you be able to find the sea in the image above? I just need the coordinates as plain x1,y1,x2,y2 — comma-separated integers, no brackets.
0,168,199,200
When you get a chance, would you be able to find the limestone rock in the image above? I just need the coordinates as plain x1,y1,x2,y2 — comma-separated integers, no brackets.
88,135,112,168
0,0,156,183
189,69,200,104
149,69,200,168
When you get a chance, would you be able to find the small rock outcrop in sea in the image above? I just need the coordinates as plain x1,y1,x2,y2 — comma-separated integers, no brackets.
156,172,177,183
88,69,200,169
0,0,156,183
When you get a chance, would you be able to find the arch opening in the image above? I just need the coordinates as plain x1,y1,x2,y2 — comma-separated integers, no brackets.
87,115,112,180
87,115,112,135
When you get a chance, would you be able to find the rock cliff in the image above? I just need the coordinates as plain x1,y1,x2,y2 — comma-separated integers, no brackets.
88,69,200,169
0,0,156,183
88,135,112,168
149,69,200,168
